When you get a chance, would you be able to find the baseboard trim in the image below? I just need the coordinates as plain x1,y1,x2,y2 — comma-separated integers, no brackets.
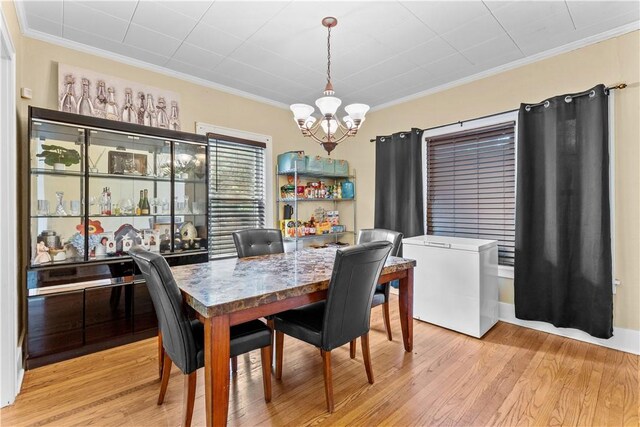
499,302,640,355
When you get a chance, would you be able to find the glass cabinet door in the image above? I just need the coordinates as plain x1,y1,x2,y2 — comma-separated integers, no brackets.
87,130,172,259
30,120,85,266
173,141,208,253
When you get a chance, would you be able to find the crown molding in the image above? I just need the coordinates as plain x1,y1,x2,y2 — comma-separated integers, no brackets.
371,21,640,113
12,0,639,114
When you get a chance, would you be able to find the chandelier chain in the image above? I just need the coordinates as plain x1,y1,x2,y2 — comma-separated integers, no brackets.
326,26,332,87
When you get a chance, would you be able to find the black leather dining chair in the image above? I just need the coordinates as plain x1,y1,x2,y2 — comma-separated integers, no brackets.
356,229,403,345
273,241,393,413
232,228,284,258
129,247,273,427
232,228,284,371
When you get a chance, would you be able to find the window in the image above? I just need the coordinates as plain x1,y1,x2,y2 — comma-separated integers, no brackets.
208,134,266,258
424,119,516,266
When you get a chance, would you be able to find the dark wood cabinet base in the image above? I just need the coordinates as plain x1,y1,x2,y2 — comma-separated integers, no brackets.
26,328,157,370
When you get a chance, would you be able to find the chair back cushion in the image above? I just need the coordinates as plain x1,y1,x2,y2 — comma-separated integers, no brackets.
321,241,393,350
357,228,403,257
233,228,284,258
129,247,199,374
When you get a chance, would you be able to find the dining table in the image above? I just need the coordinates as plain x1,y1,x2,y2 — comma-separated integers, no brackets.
171,247,417,427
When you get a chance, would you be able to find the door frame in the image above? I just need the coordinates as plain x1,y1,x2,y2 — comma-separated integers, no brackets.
0,5,21,407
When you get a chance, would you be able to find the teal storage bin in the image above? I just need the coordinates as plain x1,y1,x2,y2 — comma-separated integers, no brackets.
341,179,355,199
323,158,335,175
306,155,324,173
278,151,305,173
334,159,349,176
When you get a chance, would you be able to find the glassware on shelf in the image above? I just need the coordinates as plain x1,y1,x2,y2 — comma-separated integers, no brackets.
89,195,98,215
121,88,137,124
156,97,169,129
77,78,94,116
192,200,206,214
160,198,170,214
70,200,81,216
55,191,68,216
37,199,50,216
150,198,159,215
59,74,77,114
105,87,120,121
120,198,134,215
100,187,112,215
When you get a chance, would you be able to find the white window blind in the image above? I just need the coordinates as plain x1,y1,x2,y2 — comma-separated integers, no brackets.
208,134,266,259
426,121,516,266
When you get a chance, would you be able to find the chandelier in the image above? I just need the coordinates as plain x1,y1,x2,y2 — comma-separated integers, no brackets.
289,17,370,155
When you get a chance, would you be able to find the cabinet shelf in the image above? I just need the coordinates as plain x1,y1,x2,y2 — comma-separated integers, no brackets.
283,231,354,241
31,215,84,219
88,172,171,182
278,198,355,203
277,170,354,179
30,168,83,177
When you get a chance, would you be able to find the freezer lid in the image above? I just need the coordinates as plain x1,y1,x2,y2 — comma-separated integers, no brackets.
402,235,498,252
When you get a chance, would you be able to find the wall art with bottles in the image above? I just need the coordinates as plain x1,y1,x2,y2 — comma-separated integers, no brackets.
57,63,182,131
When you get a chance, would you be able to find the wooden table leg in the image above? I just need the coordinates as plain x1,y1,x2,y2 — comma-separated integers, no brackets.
398,268,414,352
204,315,230,427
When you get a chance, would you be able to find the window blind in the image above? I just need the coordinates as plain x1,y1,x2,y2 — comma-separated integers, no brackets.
208,134,266,259
426,122,515,266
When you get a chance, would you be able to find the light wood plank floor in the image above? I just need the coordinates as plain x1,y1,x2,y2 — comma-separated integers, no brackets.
2,296,638,427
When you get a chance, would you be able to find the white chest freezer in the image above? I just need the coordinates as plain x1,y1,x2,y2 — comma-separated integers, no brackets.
403,235,499,338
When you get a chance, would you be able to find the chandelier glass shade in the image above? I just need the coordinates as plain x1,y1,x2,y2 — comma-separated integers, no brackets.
289,17,370,155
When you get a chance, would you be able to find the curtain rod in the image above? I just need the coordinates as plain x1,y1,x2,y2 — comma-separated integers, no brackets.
370,83,627,142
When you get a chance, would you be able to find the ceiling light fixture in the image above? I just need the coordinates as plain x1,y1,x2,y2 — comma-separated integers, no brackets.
289,17,369,155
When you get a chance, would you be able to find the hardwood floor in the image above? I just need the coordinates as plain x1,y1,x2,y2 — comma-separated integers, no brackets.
2,296,638,426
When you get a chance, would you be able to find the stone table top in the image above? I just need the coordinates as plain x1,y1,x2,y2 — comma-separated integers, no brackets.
171,247,416,318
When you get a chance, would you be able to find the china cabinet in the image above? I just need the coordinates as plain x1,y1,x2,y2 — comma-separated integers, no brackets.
24,106,208,368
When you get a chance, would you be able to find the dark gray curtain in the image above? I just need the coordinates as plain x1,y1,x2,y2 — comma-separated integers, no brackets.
515,84,613,339
374,128,424,245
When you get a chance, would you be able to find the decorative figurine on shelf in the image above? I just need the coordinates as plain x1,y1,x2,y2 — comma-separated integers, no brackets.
180,221,198,241
67,219,104,258
55,191,68,216
34,241,52,264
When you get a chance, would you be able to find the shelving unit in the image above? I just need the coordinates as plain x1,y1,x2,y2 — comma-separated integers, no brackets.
276,165,356,249
23,106,209,368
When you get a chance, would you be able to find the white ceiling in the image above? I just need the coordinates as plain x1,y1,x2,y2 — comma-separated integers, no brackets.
16,1,640,109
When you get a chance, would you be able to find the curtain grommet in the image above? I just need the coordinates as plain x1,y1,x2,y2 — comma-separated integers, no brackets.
525,105,531,112
589,90,596,98
565,96,572,103
544,100,550,108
